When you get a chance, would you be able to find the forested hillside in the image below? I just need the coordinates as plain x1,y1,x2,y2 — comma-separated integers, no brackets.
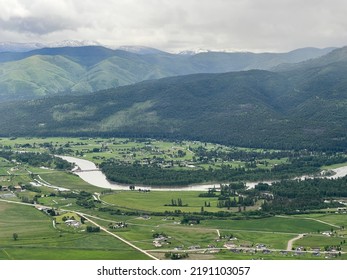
0,46,347,150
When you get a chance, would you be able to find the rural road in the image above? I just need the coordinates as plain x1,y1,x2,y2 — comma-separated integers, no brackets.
287,234,305,251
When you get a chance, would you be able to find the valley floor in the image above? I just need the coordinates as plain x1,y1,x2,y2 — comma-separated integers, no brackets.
1,137,347,260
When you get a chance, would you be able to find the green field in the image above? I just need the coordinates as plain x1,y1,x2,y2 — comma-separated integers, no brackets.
101,190,233,213
295,234,347,250
201,216,332,233
0,201,150,260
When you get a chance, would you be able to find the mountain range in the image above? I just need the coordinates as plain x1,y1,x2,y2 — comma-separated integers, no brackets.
0,46,346,150
0,44,335,101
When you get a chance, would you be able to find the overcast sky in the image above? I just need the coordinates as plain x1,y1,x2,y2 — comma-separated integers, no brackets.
0,0,347,52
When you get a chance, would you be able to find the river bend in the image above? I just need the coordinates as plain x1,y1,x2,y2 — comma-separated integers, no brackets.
58,155,347,192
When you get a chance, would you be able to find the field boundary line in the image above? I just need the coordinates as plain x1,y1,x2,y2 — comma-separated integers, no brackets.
303,217,340,228
2,249,13,260
276,215,340,228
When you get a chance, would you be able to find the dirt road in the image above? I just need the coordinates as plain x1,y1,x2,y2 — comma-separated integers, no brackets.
287,234,305,251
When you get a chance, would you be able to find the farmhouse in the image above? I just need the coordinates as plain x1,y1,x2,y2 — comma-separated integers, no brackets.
65,219,81,228
110,222,127,229
152,234,170,247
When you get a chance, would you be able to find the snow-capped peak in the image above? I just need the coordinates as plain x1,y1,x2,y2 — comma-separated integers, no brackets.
177,48,211,55
45,40,101,48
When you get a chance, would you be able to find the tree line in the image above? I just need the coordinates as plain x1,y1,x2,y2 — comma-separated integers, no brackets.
259,177,347,213
0,150,72,170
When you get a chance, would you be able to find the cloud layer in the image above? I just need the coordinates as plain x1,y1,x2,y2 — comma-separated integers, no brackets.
0,0,346,52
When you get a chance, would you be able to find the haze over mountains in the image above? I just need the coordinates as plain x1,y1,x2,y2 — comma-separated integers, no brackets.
0,43,335,101
0,45,346,150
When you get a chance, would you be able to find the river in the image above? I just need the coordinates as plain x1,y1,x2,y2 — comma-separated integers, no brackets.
58,155,347,192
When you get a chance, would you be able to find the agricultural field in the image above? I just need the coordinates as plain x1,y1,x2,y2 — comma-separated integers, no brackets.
101,190,260,213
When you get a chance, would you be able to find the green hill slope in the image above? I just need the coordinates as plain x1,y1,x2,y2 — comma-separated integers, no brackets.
0,55,85,100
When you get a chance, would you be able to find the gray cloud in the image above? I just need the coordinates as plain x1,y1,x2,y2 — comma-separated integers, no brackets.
0,16,77,34
0,0,347,52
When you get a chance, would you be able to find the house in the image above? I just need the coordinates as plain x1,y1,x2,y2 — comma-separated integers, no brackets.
256,244,267,249
35,206,51,211
223,243,236,249
188,245,201,250
312,247,321,251
152,234,169,247
153,241,162,247
337,207,347,213
14,185,22,192
110,222,128,229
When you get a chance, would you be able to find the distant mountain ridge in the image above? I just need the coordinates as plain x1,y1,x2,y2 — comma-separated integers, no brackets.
0,44,336,101
273,46,347,72
0,40,101,52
